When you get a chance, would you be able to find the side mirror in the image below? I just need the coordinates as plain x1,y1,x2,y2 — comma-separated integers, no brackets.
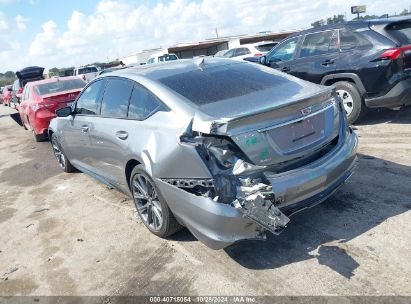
56,106,73,117
259,56,267,65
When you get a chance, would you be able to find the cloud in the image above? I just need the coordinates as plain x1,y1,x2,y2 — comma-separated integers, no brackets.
0,12,9,31
1,0,408,71
29,20,58,57
16,15,29,32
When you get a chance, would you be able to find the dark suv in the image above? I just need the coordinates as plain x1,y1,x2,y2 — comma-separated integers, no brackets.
259,17,411,123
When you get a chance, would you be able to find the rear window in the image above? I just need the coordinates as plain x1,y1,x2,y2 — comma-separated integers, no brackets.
158,54,178,62
386,21,411,45
78,67,98,74
158,63,288,105
34,79,86,96
256,43,277,52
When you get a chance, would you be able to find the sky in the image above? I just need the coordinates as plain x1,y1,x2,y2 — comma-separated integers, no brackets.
0,0,410,71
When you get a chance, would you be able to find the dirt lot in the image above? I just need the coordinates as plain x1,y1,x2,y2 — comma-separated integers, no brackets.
0,105,410,296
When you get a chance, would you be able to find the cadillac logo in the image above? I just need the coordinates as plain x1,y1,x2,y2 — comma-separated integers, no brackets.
301,107,312,116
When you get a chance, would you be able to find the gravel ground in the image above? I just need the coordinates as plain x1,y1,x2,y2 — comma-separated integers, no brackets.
0,105,410,296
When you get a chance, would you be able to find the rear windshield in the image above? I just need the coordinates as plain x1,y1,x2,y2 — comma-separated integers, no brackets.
34,79,86,96
158,63,288,105
386,21,411,45
78,67,98,74
256,43,277,52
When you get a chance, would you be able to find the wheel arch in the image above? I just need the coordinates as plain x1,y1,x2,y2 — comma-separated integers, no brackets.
321,73,366,95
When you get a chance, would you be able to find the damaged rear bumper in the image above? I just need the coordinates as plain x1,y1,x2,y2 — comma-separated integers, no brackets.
156,131,358,250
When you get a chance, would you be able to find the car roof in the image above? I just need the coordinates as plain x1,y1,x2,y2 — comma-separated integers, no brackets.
288,16,411,37
104,58,245,81
27,76,83,87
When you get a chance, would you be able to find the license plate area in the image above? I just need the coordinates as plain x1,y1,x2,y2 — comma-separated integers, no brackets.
266,111,326,154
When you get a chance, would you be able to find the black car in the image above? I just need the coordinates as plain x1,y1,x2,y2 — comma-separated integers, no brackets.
259,17,411,123
11,66,44,107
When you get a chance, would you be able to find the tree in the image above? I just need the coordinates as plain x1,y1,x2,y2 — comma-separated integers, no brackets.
49,67,59,76
326,14,345,25
4,71,15,78
311,20,325,28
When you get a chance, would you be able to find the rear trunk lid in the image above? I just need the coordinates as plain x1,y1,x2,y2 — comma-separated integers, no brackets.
41,89,81,110
192,82,341,167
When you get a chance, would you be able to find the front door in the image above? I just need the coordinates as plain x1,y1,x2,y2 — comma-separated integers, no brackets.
62,78,105,172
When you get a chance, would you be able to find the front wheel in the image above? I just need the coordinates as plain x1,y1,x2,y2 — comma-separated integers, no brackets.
334,81,365,124
51,133,75,173
130,165,181,238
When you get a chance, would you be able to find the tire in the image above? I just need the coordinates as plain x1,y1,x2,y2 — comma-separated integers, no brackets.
130,165,181,238
51,133,75,173
334,81,365,124
34,132,47,142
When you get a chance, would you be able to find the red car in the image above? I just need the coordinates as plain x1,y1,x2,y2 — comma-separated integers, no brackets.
2,85,12,106
18,77,86,141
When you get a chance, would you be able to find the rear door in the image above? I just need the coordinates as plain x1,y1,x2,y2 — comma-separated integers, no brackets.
62,79,105,172
288,30,339,84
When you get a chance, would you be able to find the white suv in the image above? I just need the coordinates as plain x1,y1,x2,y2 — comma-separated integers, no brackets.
223,41,278,60
73,66,99,82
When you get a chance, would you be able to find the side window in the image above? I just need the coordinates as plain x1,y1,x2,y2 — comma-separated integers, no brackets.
299,30,338,58
22,85,30,101
128,84,160,120
339,29,370,51
76,80,104,115
235,48,251,56
223,49,236,58
100,78,133,118
267,37,299,62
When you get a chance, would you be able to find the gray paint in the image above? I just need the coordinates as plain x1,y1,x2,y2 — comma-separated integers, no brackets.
49,58,358,249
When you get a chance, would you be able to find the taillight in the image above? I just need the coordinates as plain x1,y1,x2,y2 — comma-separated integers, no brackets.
380,45,411,60
254,53,263,57
31,102,58,112
17,87,23,94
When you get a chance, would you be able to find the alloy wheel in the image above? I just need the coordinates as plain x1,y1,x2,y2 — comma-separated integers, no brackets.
132,174,163,231
336,89,354,117
52,140,65,168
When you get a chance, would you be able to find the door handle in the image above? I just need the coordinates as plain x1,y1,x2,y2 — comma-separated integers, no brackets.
321,59,335,66
115,130,128,140
281,67,290,72
81,125,89,133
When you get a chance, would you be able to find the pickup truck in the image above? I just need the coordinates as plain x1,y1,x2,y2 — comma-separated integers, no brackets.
73,66,99,82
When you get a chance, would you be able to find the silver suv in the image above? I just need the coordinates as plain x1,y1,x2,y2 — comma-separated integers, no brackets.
49,58,358,249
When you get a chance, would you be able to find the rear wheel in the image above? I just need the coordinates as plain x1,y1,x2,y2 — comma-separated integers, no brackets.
51,133,75,173
130,165,181,238
334,81,365,124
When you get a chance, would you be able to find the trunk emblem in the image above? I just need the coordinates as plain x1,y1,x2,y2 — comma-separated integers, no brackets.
301,107,312,116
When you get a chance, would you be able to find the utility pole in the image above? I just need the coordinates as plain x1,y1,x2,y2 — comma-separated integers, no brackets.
215,27,219,38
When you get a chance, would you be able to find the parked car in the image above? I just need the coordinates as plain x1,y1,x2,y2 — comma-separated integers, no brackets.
223,41,279,60
73,65,99,82
18,77,86,141
0,86,3,99
49,58,357,249
259,17,411,124
146,53,179,64
1,85,12,106
214,50,228,57
10,66,45,108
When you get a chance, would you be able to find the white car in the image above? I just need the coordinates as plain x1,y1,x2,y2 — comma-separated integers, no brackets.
223,41,278,60
73,66,99,83
146,53,179,64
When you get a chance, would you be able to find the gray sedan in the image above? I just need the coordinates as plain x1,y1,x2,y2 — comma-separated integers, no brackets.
49,58,358,249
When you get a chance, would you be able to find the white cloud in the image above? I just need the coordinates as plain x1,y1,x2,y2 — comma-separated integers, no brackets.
1,0,409,71
0,12,9,31
29,20,58,57
16,15,29,32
